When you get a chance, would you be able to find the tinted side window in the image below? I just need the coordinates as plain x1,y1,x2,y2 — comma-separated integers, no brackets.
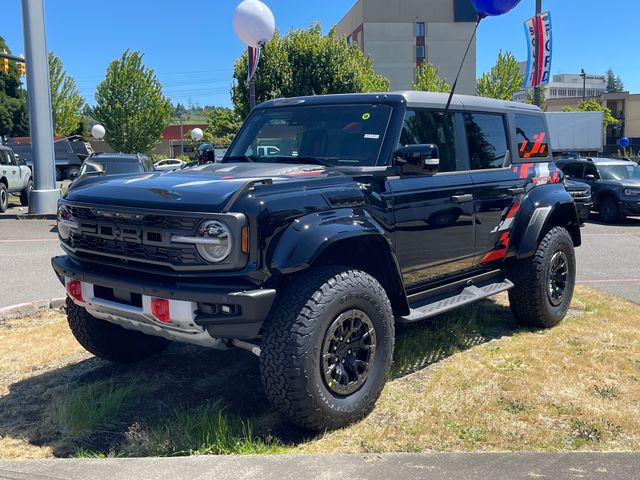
464,113,509,170
559,163,583,179
515,114,549,159
400,110,459,173
0,151,10,166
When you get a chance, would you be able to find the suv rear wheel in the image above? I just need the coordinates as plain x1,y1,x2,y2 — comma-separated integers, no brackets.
260,266,395,431
20,179,33,206
509,226,576,328
66,298,170,363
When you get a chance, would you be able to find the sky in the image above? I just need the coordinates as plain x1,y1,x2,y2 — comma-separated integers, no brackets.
1,0,639,109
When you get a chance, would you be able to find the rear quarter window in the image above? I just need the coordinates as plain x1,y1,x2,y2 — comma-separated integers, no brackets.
515,114,549,159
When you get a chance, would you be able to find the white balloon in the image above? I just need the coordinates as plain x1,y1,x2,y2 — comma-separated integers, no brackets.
233,0,275,48
91,124,106,140
190,128,204,141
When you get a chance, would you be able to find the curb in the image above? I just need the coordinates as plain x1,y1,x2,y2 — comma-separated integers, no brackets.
15,213,58,220
0,297,66,321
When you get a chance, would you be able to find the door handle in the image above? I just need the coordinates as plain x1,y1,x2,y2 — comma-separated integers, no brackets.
508,187,525,195
451,194,474,204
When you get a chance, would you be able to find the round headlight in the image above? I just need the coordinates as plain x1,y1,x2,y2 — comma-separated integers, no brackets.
58,204,72,240
195,220,233,263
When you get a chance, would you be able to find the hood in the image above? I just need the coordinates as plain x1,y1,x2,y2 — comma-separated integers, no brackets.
65,163,340,211
565,179,590,192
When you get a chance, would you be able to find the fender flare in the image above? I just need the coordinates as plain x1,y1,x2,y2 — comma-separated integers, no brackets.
514,186,581,259
270,209,392,274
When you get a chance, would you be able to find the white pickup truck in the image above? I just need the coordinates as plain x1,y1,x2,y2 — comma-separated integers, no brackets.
0,145,33,212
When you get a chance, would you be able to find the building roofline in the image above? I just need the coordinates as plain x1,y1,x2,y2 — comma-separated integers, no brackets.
335,0,362,30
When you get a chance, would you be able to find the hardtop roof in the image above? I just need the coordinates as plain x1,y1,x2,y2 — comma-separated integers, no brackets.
256,91,543,114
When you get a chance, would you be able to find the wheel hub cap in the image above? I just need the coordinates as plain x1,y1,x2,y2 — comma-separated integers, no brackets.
321,309,377,395
548,251,569,306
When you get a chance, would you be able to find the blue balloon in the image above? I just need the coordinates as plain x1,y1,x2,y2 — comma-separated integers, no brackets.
471,0,523,17
619,137,630,148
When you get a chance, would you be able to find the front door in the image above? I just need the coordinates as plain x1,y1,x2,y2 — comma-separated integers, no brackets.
388,109,475,289
0,150,20,191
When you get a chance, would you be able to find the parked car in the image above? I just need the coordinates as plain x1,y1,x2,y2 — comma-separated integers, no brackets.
77,153,155,179
556,157,640,223
53,92,581,431
0,144,33,211
154,159,186,171
7,135,92,181
564,179,592,225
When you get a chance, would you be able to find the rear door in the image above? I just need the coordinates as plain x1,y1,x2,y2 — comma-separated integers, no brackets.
464,112,525,265
388,108,475,288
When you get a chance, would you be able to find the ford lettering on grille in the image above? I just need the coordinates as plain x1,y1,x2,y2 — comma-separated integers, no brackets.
78,221,166,246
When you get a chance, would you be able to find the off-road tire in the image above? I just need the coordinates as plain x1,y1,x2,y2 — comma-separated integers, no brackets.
509,226,576,328
67,166,80,181
0,183,7,212
260,266,395,431
66,298,170,363
599,196,620,223
20,179,33,206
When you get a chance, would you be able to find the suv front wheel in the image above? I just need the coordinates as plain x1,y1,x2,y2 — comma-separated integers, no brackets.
509,226,576,328
260,266,395,431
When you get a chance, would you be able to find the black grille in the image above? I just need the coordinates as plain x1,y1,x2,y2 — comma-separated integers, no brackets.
65,205,205,269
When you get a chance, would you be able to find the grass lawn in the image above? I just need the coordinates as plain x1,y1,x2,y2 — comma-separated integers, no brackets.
0,286,638,459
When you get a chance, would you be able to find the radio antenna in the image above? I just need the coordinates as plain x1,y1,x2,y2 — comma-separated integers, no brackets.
443,15,483,116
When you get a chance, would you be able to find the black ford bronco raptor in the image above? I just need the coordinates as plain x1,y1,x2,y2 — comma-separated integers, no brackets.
52,92,581,431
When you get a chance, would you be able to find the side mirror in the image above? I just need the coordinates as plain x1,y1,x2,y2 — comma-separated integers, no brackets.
585,174,596,181
394,144,440,176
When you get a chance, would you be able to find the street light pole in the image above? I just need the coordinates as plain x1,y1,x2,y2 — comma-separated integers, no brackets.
533,0,542,108
21,0,60,215
580,69,587,101
249,76,256,111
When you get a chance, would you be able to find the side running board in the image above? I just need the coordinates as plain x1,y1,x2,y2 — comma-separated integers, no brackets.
399,279,514,323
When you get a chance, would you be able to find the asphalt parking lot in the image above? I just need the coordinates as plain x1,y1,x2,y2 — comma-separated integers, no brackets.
1,203,639,309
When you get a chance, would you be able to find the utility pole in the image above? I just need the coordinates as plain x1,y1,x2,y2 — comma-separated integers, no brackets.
580,69,587,101
21,0,60,215
533,0,542,108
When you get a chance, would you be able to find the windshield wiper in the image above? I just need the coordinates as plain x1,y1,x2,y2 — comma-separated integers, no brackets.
269,156,335,168
223,155,258,163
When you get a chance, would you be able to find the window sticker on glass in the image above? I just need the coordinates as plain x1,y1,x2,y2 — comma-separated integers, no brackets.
364,134,380,139
362,113,371,120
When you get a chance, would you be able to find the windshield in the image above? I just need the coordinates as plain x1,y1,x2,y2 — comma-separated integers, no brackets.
80,158,144,176
226,104,392,167
599,163,640,181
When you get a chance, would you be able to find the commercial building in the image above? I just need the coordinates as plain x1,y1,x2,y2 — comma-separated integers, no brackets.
546,92,640,155
513,70,607,103
334,0,478,94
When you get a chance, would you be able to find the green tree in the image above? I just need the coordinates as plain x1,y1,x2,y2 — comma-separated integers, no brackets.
562,99,618,127
232,23,389,118
524,87,546,109
0,35,29,138
203,107,242,144
605,68,625,93
48,52,85,137
93,50,172,153
412,63,450,93
476,51,524,101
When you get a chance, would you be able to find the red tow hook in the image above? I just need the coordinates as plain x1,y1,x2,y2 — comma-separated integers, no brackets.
66,280,83,302
151,298,171,323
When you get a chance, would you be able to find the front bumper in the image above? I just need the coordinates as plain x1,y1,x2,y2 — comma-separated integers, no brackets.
574,201,593,223
619,199,640,217
52,255,276,340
